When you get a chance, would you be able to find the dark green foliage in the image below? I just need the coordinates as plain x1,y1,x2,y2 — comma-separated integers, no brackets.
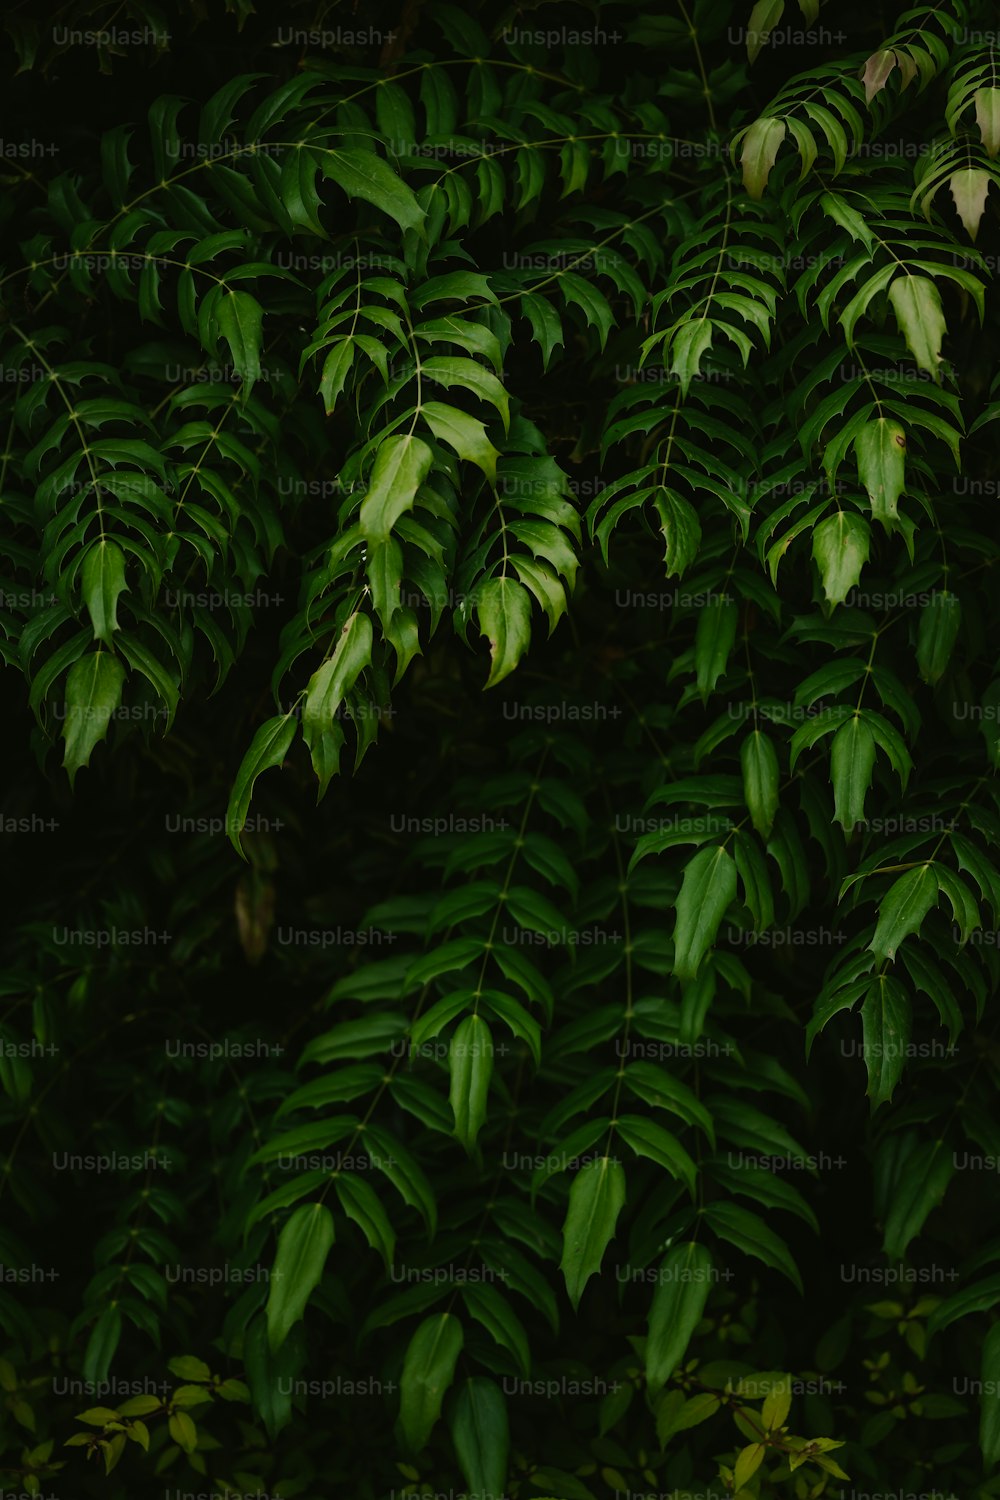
2,0,1000,1495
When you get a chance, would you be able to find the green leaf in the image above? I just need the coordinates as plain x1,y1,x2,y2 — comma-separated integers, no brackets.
861,976,912,1109
746,0,784,63
694,596,738,700
739,117,786,199
975,87,1000,159
265,1203,335,1352
422,401,501,482
646,1242,714,1397
615,1115,697,1196
883,1140,953,1259
399,1313,464,1453
82,1306,121,1388
476,577,532,688
855,419,906,529
888,276,946,382
81,540,128,645
668,322,713,397
333,1175,395,1270
869,865,939,962
916,591,960,684
812,512,870,606
654,491,702,579
452,1377,509,1500
62,651,126,788
421,357,510,432
981,1322,1000,1468
449,1014,493,1151
359,434,434,543
217,290,263,399
672,846,738,981
830,716,876,832
303,612,373,742
950,168,991,242
316,146,426,236
559,1156,626,1310
741,731,779,838
226,714,298,859
703,1201,802,1292
319,341,355,414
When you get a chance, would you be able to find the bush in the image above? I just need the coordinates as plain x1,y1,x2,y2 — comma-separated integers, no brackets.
2,0,1000,1495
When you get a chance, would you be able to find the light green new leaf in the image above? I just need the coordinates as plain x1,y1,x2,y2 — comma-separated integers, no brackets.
740,117,786,199
883,1140,953,1259
673,845,738,981
980,1322,1000,1468
359,434,434,543
399,1313,464,1452
975,87,1000,158
422,400,501,482
647,1242,714,1396
266,1203,335,1352
81,539,128,645
812,511,870,606
854,418,906,528
560,1156,626,1310
916,592,960,684
217,290,263,399
449,1014,493,1151
226,713,298,858
869,865,939,961
888,276,946,382
452,1378,509,1500
695,596,738,700
746,0,784,63
830,716,876,831
741,731,779,837
950,169,991,241
62,651,127,788
317,146,426,235
476,577,532,688
860,976,912,1110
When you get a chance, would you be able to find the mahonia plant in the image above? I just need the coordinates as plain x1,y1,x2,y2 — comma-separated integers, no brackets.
2,0,1000,1496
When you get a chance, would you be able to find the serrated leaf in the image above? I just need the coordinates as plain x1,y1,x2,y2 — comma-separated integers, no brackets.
62,651,126,788
830,716,876,832
869,865,939,961
888,276,945,382
265,1203,335,1353
812,511,870,606
740,117,786,200
476,577,531,688
226,714,298,858
81,540,128,645
559,1156,626,1310
317,146,426,235
647,1243,714,1396
449,1014,493,1151
452,1377,509,1500
741,731,779,837
673,845,738,981
400,1313,464,1452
